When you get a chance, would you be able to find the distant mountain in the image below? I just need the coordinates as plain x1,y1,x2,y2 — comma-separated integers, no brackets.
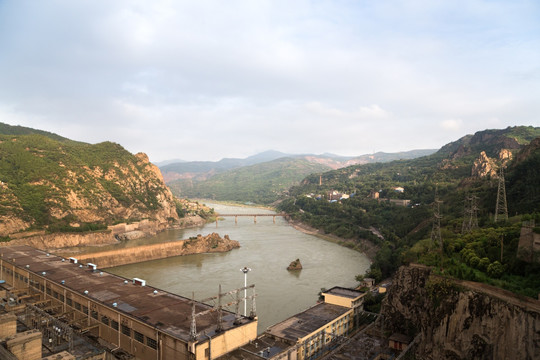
160,150,291,182
161,149,436,184
168,157,333,204
154,159,187,167
166,149,436,204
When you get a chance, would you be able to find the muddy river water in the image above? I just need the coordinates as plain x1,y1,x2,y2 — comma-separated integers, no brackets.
106,203,371,333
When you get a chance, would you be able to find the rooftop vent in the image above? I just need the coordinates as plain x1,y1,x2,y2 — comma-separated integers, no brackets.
153,290,158,295
46,253,50,257
112,302,117,307
42,272,46,276
84,290,89,295
124,280,128,285
99,272,103,276
61,280,65,284
61,259,65,262
26,265,30,268
69,257,78,264
133,278,146,287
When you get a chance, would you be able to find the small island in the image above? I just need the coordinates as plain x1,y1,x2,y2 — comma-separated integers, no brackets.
287,258,302,271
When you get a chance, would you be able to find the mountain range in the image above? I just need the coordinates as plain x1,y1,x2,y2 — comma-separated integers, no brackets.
161,149,436,204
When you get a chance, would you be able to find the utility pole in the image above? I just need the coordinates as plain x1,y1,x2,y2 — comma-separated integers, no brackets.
240,267,251,316
494,166,508,222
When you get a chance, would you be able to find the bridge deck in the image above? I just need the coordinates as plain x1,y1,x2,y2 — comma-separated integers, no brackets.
218,213,285,217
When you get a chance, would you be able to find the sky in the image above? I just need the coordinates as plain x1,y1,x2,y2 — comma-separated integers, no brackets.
0,1,539,162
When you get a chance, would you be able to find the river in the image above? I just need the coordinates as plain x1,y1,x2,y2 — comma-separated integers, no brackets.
106,203,371,333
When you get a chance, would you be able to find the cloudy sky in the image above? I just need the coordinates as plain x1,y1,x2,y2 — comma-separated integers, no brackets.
0,1,539,162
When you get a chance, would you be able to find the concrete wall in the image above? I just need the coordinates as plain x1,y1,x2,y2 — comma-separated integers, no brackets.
0,313,17,339
6,330,42,360
75,233,239,268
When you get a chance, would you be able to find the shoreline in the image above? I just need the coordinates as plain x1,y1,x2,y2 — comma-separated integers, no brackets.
286,218,379,262
200,199,380,262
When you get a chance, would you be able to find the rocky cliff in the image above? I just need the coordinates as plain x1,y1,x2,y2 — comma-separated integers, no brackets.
381,264,540,360
63,232,239,268
0,129,181,239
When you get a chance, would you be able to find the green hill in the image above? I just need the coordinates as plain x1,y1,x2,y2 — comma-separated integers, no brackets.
0,122,180,238
169,157,333,204
277,126,540,297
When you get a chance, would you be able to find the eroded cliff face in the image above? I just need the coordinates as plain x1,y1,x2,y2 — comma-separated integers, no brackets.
0,148,180,238
471,149,512,178
381,265,540,360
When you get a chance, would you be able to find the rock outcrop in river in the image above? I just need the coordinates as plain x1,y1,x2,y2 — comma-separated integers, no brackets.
381,264,540,360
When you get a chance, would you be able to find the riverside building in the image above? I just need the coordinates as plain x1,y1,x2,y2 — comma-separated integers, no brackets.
0,245,257,359
222,286,367,360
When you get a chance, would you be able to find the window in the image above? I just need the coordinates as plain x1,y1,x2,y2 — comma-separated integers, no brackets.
134,331,144,343
111,320,119,331
46,288,51,295
121,324,131,337
53,291,59,299
82,306,89,315
146,337,157,350
59,294,64,302
75,302,81,311
91,310,98,320
67,298,72,307
101,316,109,326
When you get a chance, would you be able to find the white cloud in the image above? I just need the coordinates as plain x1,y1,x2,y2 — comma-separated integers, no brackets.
441,119,463,131
0,1,539,161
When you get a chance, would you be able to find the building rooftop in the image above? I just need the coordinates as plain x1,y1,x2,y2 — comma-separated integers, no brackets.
265,302,349,342
324,286,364,299
0,245,255,342
219,334,293,359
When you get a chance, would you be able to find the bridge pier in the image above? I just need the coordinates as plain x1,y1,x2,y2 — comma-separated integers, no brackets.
235,216,238,224
254,216,257,224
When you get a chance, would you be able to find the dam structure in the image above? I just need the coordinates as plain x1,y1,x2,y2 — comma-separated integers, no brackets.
0,245,257,360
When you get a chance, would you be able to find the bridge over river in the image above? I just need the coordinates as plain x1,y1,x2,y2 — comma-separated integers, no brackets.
217,213,287,224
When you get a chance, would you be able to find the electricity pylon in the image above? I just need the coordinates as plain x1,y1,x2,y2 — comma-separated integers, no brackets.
494,166,508,222
462,194,479,234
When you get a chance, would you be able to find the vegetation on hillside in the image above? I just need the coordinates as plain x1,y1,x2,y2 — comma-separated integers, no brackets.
0,123,181,235
277,126,540,297
169,157,333,204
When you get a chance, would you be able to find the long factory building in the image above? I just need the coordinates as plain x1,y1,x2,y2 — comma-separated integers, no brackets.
0,245,258,359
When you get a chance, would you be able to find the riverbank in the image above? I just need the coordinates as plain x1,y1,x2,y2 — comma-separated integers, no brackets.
58,233,239,268
202,199,380,262
286,218,379,261
1,214,209,251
